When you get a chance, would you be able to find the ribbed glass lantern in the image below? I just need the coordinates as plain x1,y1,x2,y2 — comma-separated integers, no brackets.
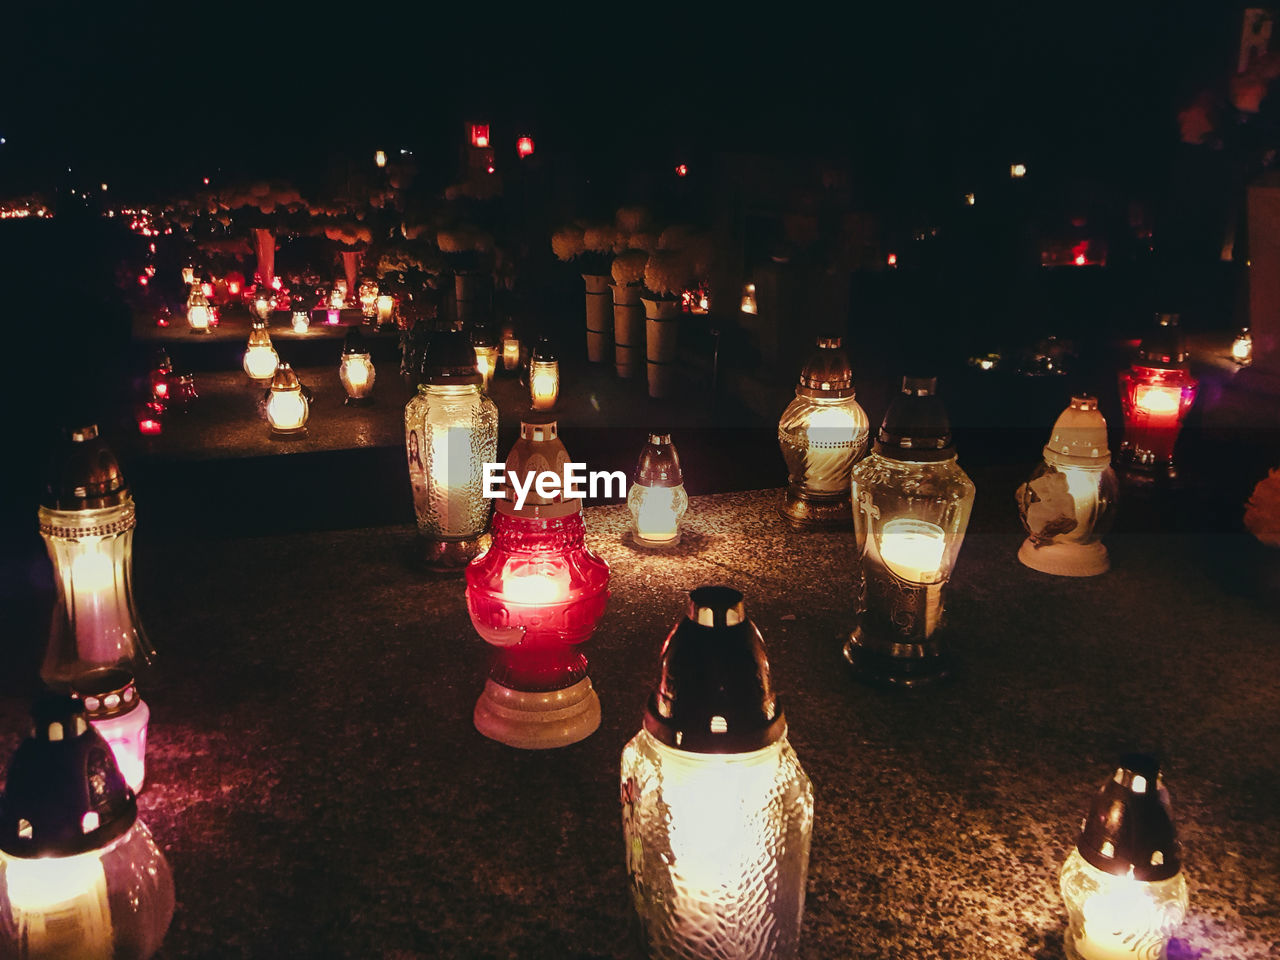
844,377,975,687
404,328,499,570
627,433,689,548
243,321,279,381
777,337,870,529
264,363,309,438
622,586,813,960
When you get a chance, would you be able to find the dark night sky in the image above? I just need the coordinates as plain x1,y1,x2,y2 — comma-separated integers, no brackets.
0,1,1242,197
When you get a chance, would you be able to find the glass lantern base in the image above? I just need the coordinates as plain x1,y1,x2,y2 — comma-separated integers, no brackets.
422,535,488,572
1018,538,1109,577
779,489,853,530
343,395,374,407
270,427,308,440
473,676,601,749
843,630,952,689
628,530,682,550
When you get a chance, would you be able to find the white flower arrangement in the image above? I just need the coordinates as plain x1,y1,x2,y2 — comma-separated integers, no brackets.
324,224,373,247
615,206,651,234
582,224,618,255
552,226,586,262
437,227,490,254
1245,467,1280,547
611,250,649,286
627,230,659,252
643,250,692,298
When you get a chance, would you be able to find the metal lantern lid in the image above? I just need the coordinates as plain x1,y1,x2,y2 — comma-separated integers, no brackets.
270,363,301,391
634,433,683,487
43,424,130,510
472,324,496,349
247,321,273,347
1075,754,1182,882
1137,313,1188,369
342,327,370,357
0,695,136,858
532,337,558,363
495,418,580,518
72,668,141,721
420,327,482,386
643,586,786,754
797,337,856,399
873,376,955,462
1044,395,1110,466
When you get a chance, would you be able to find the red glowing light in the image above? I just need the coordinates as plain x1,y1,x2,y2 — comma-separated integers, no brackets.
887,253,898,266
675,163,688,177
148,243,156,254
486,164,495,174
137,276,148,286
202,177,210,185
471,124,490,148
271,275,283,290
228,281,241,295
156,317,169,328
516,136,535,158
153,382,169,400
138,418,162,436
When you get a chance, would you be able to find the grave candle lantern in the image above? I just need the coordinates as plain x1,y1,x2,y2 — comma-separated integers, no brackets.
502,331,522,372
627,434,689,548
621,586,813,960
358,279,378,320
338,328,376,405
185,287,211,333
1231,327,1252,365
71,670,148,794
148,351,172,403
777,337,870,529
529,339,559,411
1060,755,1188,960
243,321,279,381
1118,314,1198,479
465,420,609,749
375,295,395,328
0,696,174,960
472,325,498,393
251,288,275,321
844,377,975,687
404,328,499,569
292,310,310,333
264,363,309,438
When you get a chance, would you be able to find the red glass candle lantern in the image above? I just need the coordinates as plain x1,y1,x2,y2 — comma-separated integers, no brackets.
470,124,490,148
1118,314,1198,479
516,135,535,158
465,420,610,749
148,350,173,403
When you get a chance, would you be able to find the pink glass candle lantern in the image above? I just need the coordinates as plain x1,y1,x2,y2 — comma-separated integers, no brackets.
0,697,174,960
1060,756,1188,960
326,308,341,326
72,670,149,794
622,587,813,960
1118,315,1198,479
466,420,610,749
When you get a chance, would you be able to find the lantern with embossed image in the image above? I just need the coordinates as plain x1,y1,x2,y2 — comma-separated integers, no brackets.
1060,755,1188,960
465,420,609,749
844,377,975,687
777,337,870,529
0,696,174,960
627,434,689,548
1016,396,1118,577
621,586,813,960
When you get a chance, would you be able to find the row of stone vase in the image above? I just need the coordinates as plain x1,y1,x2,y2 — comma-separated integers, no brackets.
583,274,680,398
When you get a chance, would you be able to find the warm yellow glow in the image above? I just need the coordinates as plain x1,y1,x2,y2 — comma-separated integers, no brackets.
530,361,559,411
1011,163,1027,178
375,295,395,323
502,338,521,371
879,518,946,584
340,355,375,398
187,304,210,330
501,562,571,605
801,404,862,493
292,312,310,333
1232,334,1252,362
1059,465,1102,536
740,282,758,315
475,346,497,390
345,361,368,388
71,546,115,593
266,389,308,432
374,150,387,168
329,289,345,310
243,345,279,381
1078,872,1170,960
1134,385,1181,416
965,192,976,206
634,488,680,542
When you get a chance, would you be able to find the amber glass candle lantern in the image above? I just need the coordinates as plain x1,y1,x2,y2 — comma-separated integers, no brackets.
627,434,689,548
777,337,870,529
1118,314,1198,480
0,696,174,960
1060,755,1189,960
501,329,522,372
1016,396,1118,577
264,363,309,438
466,420,610,749
375,294,396,329
529,338,560,411
844,377,975,687
405,328,499,569
243,321,279,381
338,328,376,405
621,586,813,960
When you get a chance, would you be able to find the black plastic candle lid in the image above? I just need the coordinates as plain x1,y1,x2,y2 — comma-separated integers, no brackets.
797,337,856,399
43,424,129,510
419,327,482,385
873,376,955,462
1075,753,1182,881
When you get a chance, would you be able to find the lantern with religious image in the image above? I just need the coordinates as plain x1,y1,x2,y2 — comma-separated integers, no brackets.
405,328,499,569
621,586,813,960
465,420,610,749
472,325,498,393
844,377,975,687
338,328,376,405
1118,314,1198,479
529,338,560,411
357,278,378,320
243,321,279,381
251,287,275,321
264,363,309,438
147,350,172,403
777,337,870,529
627,434,689,548
1231,327,1252,365
1060,755,1188,960
1016,396,1118,577
186,286,211,333
0,696,174,960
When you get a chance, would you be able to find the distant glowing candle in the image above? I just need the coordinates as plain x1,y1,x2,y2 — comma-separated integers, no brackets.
529,339,559,411
375,295,395,325
292,310,310,333
186,288,212,333
502,334,521,371
516,135,535,158
740,282,758,314
1118,315,1198,477
1231,328,1252,364
339,328,375,404
374,149,387,168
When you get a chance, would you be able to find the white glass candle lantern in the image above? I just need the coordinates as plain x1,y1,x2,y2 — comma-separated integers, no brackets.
181,264,195,285
778,337,870,529
329,285,346,310
1231,327,1252,365
740,282,758,314
72,671,149,794
0,697,174,960
404,328,499,569
243,321,279,381
292,310,310,333
1016,396,1118,577
502,331,521,372
338,329,376,405
186,287,212,333
622,587,813,960
375,149,387,168
529,339,559,411
265,363,309,437
1060,756,1189,960
472,326,498,393
38,426,155,695
375,294,395,328
845,377,975,686
627,434,689,548
251,288,275,321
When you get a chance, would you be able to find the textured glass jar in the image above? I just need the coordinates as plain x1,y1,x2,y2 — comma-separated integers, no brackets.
777,338,869,529
622,587,812,960
405,385,498,545
627,434,689,548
